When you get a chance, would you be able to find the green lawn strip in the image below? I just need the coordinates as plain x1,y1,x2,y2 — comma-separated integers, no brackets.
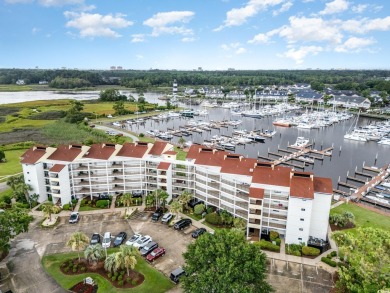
173,147,187,161
0,188,13,202
78,206,110,212
42,252,174,293
331,203,390,233
0,149,27,177
183,212,203,221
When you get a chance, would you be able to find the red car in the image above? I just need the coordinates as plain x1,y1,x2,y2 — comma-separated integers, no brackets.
146,247,166,262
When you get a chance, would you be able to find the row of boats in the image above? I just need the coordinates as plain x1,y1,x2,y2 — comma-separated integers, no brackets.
344,119,390,144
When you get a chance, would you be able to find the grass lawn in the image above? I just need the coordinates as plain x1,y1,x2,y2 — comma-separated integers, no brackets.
42,252,175,293
78,206,110,212
0,188,13,202
331,203,390,233
0,84,33,92
174,147,187,161
0,149,26,177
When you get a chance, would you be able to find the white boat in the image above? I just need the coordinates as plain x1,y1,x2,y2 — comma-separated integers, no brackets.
202,101,218,108
241,110,263,118
167,111,180,118
291,137,310,147
344,132,367,142
196,109,208,116
230,120,242,126
260,129,276,137
378,138,390,145
112,122,121,127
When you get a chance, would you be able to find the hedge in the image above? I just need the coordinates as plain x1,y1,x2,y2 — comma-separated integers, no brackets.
321,257,337,267
62,204,70,211
302,246,320,256
256,240,280,252
328,251,337,258
96,200,110,208
205,212,222,225
270,231,279,241
194,203,205,215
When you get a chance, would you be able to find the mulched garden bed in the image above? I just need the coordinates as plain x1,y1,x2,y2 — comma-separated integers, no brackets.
70,282,98,293
61,258,145,289
330,222,355,231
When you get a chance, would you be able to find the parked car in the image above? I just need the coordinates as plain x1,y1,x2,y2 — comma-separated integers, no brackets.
126,233,142,246
90,233,101,245
98,192,110,200
151,207,164,222
146,247,166,262
174,218,192,230
191,227,207,238
188,198,204,209
140,241,158,257
131,190,143,198
102,232,112,249
170,267,186,284
68,212,79,224
161,212,173,224
113,231,127,247
133,235,152,249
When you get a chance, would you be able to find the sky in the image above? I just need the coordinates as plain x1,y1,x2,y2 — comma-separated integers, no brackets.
1,0,390,70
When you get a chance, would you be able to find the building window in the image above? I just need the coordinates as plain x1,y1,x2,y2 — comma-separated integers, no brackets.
301,208,305,211
299,228,303,231
300,218,304,221
27,172,30,174
298,237,302,241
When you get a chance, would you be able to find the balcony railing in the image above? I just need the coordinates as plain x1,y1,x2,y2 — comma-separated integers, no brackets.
262,213,287,220
235,192,248,201
236,210,248,219
264,194,289,201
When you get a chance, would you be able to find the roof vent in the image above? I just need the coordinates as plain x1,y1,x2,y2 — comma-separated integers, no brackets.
137,142,148,146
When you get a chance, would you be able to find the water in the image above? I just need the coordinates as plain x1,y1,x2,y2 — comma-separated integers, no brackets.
127,105,388,188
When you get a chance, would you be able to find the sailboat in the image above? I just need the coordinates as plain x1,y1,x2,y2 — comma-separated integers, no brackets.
344,110,367,142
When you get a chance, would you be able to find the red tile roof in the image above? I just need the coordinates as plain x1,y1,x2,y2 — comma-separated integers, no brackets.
47,145,82,162
20,146,47,164
116,142,148,158
290,175,314,199
164,151,177,155
186,145,229,167
249,187,264,199
220,156,257,176
157,162,171,170
49,164,66,173
252,164,291,187
314,177,333,194
149,141,168,156
83,143,116,160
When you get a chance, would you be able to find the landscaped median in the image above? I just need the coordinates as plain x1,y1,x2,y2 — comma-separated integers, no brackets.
42,251,175,293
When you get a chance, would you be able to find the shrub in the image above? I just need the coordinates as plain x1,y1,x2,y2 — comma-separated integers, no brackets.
80,199,87,207
112,276,117,282
114,271,119,277
270,231,279,241
206,206,213,214
132,279,137,286
275,238,281,246
290,250,302,256
2,195,12,205
302,246,320,256
72,268,77,273
321,257,337,267
194,203,205,215
256,240,280,252
286,244,303,256
62,204,70,211
96,200,109,208
118,280,124,286
126,277,132,283
118,275,123,281
80,267,86,272
88,200,92,205
139,133,145,137
328,251,337,258
205,212,222,225
107,273,112,278
64,267,69,273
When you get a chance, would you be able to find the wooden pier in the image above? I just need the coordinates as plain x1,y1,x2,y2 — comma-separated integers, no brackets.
346,176,368,184
338,181,358,189
354,171,373,178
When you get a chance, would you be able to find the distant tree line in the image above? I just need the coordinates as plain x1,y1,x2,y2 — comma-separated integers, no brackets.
1,68,390,94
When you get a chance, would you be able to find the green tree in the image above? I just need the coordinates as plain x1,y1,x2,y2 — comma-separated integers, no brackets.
66,232,90,262
7,174,32,202
41,202,61,221
65,100,85,123
0,206,33,253
104,253,117,273
233,217,247,231
119,193,133,207
169,199,183,219
145,194,155,208
84,244,104,265
0,150,5,162
179,190,192,211
182,229,272,293
113,100,127,116
99,89,127,101
156,189,169,209
178,137,186,148
220,209,234,226
333,227,390,293
114,245,138,277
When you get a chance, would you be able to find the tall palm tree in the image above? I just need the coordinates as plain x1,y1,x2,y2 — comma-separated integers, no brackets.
114,245,138,277
157,190,169,210
170,199,183,219
179,190,192,211
66,232,90,262
84,244,104,265
119,193,133,207
145,194,155,208
41,202,61,221
6,175,22,191
15,182,33,202
104,253,117,273
178,137,186,148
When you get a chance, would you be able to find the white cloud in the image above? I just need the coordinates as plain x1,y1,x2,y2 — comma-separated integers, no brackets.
335,37,375,52
273,1,293,16
38,0,84,6
32,27,40,34
351,4,367,14
131,34,145,43
278,16,343,44
279,45,323,64
143,11,195,37
320,0,349,15
214,0,284,31
221,42,247,54
235,47,247,54
182,37,195,42
64,11,133,38
341,16,390,34
248,33,271,44
136,54,144,59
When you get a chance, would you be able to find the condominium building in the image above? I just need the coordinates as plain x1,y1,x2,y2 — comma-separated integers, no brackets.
20,142,332,245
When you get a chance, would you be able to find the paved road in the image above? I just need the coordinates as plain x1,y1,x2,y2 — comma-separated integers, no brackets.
93,124,139,142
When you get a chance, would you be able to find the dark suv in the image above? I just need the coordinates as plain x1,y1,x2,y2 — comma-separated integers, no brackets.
98,192,110,200
174,218,192,230
151,207,164,222
188,198,204,209
132,190,143,198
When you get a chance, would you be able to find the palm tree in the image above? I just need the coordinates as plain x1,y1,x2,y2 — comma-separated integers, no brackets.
15,182,33,202
104,253,117,273
115,245,138,277
233,217,247,231
6,175,22,191
179,190,192,211
157,189,169,210
170,199,183,219
145,194,155,209
41,202,61,221
84,244,104,265
119,193,133,207
6,175,31,201
178,137,186,148
66,232,90,262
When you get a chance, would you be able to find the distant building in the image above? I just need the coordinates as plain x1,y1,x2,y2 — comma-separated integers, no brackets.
16,79,25,85
117,66,123,70
39,80,48,85
110,66,117,70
